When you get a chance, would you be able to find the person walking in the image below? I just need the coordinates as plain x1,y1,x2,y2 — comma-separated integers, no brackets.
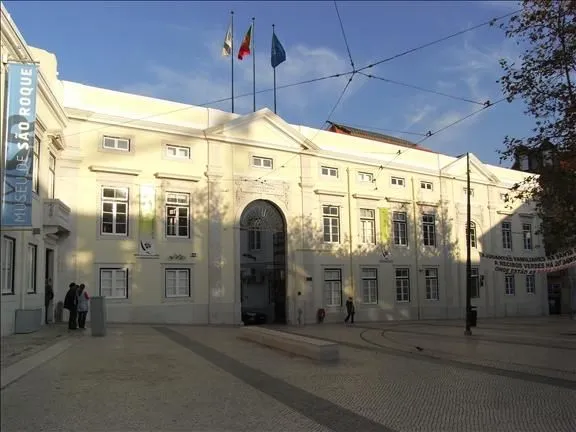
77,284,90,329
44,278,54,324
344,297,355,325
64,283,78,330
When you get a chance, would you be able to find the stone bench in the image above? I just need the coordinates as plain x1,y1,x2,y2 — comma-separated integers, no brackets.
238,326,339,362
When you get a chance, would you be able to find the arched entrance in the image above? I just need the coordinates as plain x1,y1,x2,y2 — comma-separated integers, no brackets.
239,200,287,325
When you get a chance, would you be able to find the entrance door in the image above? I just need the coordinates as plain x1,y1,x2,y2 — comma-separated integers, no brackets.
45,248,54,285
239,200,287,325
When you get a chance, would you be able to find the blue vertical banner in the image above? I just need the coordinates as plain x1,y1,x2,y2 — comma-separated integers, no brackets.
1,63,39,227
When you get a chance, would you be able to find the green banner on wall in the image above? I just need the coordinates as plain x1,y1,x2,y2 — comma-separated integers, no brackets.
379,207,390,244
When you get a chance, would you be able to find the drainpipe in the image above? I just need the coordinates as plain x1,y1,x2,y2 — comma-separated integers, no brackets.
411,177,421,320
204,131,211,325
346,168,355,300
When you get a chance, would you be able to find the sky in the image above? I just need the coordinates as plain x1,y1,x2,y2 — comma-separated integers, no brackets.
4,0,533,167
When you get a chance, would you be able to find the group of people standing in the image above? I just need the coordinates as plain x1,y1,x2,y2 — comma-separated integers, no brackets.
64,283,90,330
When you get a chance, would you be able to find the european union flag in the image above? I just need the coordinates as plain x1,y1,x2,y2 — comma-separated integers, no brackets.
271,32,286,68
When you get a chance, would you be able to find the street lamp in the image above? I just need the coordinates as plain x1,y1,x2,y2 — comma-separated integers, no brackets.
465,152,473,336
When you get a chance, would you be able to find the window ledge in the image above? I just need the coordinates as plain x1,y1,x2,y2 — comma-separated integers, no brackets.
352,193,381,201
386,197,411,204
89,165,141,176
314,189,346,197
155,172,202,182
417,201,439,207
497,210,514,216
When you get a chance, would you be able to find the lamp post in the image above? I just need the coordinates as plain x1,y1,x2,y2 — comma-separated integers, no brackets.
465,152,473,336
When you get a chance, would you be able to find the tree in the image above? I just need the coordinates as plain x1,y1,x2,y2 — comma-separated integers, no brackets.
496,0,576,253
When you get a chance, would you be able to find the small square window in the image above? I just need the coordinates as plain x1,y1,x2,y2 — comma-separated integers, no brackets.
391,177,405,187
464,188,474,197
166,145,190,159
420,181,433,190
103,136,130,151
321,166,339,178
252,156,273,169
358,172,374,182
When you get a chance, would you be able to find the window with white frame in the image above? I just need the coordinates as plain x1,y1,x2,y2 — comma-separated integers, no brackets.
248,228,261,250
166,144,190,159
324,269,342,306
101,187,129,235
321,166,338,178
102,136,130,151
32,136,40,194
467,222,477,248
420,181,433,190
165,268,191,297
471,267,480,298
505,274,515,295
166,192,190,238
361,268,378,304
526,274,536,294
26,244,37,294
522,223,533,250
360,209,376,244
48,153,56,199
464,188,474,197
358,172,374,182
322,205,340,243
501,222,512,250
395,268,410,302
1,236,15,295
251,156,273,169
425,268,439,300
393,211,408,246
422,214,436,247
391,176,405,187
99,268,128,298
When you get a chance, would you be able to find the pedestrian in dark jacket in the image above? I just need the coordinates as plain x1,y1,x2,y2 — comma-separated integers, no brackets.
64,283,78,330
44,278,54,324
344,297,355,324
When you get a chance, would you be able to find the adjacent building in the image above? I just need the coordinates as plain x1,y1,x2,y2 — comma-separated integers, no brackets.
1,3,550,335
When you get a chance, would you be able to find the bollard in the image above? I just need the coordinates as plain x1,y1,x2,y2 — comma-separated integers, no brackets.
90,296,107,337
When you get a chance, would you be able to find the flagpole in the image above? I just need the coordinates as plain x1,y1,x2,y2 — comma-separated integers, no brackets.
231,11,235,113
252,17,256,113
272,24,277,114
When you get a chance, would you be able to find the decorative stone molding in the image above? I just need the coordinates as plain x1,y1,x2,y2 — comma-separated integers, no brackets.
89,165,141,176
314,189,346,197
168,253,187,261
352,193,381,201
154,172,202,182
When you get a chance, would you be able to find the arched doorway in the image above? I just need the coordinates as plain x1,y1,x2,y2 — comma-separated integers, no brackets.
239,200,287,325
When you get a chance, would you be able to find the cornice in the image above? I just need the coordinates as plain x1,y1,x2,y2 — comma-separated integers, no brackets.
89,165,141,176
154,172,202,182
314,189,346,197
352,193,382,201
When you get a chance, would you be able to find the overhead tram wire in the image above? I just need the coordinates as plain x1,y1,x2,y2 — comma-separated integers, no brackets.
334,0,355,70
60,9,518,142
359,72,486,106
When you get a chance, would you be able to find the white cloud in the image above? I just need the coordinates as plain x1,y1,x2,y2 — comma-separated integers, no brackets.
404,104,437,129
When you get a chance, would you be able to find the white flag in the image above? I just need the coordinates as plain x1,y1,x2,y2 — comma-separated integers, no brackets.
222,23,232,57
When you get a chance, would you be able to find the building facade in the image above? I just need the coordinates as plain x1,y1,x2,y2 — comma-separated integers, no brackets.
1,3,549,335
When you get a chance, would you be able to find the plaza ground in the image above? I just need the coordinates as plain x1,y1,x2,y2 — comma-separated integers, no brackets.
1,317,575,432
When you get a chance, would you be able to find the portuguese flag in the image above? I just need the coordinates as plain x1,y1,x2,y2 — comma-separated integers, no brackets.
238,24,252,60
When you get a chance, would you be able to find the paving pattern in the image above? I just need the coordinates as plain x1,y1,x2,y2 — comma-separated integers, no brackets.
1,319,575,432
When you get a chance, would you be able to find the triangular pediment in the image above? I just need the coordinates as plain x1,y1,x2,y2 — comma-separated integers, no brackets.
204,108,319,151
441,153,500,184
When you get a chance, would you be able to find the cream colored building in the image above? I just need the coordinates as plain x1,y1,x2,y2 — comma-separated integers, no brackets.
1,3,549,334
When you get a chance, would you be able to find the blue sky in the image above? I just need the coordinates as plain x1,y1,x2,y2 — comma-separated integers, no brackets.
5,0,532,166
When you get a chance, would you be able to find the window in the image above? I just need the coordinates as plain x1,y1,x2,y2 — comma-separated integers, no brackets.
26,244,37,294
99,268,128,298
248,229,261,250
464,188,474,197
422,214,436,247
321,166,338,178
393,211,408,246
500,193,508,202
360,209,376,244
501,222,512,250
324,269,342,306
1,236,15,295
322,205,340,243
32,136,40,194
101,187,129,235
102,136,130,151
420,181,433,190
425,268,439,300
470,267,480,298
519,154,529,171
395,268,410,302
505,274,515,295
166,192,190,238
361,268,378,304
391,176,405,187
522,223,533,250
358,172,374,182
526,274,536,294
166,144,190,159
251,156,273,169
165,268,191,297
48,153,56,199
542,150,553,167
467,222,477,248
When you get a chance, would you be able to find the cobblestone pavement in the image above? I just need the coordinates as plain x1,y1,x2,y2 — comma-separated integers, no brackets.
1,322,576,432
1,324,71,369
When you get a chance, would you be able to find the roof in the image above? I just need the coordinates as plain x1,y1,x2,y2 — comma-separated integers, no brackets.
325,121,436,153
